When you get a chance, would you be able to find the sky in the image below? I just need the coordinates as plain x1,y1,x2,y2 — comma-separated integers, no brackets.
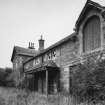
0,0,105,68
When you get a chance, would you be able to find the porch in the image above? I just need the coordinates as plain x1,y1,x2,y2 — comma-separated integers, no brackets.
25,60,60,95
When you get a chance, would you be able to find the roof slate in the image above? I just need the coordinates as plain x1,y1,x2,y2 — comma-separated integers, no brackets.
23,32,77,64
11,46,37,62
33,32,76,57
15,46,36,54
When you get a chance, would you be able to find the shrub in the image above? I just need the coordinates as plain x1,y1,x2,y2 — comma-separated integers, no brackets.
70,53,105,103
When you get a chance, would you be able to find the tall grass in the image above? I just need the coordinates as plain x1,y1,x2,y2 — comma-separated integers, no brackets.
0,87,105,105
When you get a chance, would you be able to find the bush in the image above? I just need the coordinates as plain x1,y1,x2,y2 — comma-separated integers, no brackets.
70,53,105,103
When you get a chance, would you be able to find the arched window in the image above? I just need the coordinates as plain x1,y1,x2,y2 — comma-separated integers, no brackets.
83,16,101,52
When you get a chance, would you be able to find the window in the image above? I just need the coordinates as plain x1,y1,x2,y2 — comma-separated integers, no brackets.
47,49,56,60
25,63,30,70
33,58,40,66
52,50,56,58
15,60,18,70
48,53,51,60
19,57,23,64
83,16,101,52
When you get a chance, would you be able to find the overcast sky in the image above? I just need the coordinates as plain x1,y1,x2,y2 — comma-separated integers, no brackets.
0,0,105,68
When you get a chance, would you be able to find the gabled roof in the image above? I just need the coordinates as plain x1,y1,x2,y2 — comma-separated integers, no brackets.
24,32,77,64
37,33,76,56
43,32,77,54
43,60,58,68
11,46,36,62
75,0,105,31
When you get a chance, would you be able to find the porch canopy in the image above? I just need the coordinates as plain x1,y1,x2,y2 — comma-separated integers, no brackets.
24,60,59,74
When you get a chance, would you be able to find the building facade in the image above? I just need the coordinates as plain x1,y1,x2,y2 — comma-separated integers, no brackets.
11,0,105,94
11,44,36,86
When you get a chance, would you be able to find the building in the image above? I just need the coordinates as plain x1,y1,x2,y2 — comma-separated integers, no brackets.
11,0,105,95
11,43,37,86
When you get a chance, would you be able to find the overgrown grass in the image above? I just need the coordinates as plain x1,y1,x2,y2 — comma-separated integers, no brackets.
0,87,73,105
0,87,105,105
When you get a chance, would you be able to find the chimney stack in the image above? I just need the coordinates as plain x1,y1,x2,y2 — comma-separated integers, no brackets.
28,42,35,49
39,35,44,51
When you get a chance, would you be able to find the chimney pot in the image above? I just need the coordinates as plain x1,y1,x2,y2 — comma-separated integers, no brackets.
28,42,35,49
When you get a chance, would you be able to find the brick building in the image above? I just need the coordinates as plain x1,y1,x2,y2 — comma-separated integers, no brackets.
11,0,105,95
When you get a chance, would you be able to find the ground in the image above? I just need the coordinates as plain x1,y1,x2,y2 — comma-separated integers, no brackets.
0,87,104,105
0,87,72,105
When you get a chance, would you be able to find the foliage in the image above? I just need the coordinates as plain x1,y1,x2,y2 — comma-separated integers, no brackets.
0,68,15,87
1,86,105,105
70,53,105,103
